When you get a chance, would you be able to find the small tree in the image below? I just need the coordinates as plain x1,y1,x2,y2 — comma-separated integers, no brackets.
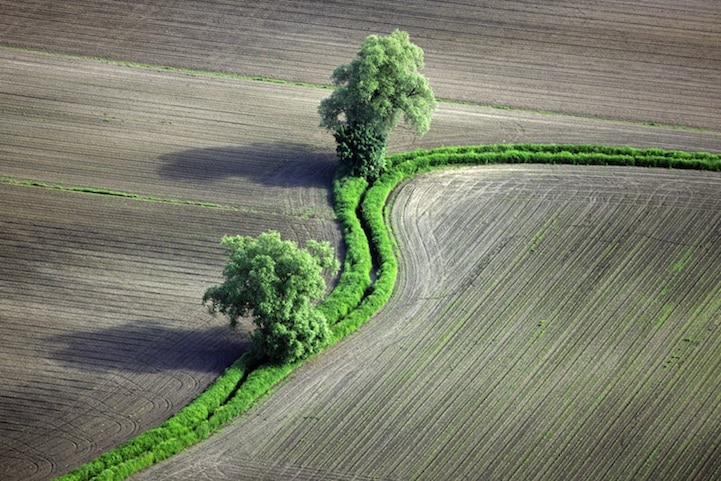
203,231,339,364
319,29,437,179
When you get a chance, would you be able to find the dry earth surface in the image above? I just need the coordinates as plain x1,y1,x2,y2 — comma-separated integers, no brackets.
4,48,721,481
1,44,347,481
0,183,340,480
134,165,721,480
1,0,720,130
1,49,339,218
1,0,721,479
4,49,721,166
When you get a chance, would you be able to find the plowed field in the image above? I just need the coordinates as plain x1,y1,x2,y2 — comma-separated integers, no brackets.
1,0,720,130
134,165,721,480
1,0,721,479
1,49,338,217
5,49,720,481
0,182,340,479
2,42,346,481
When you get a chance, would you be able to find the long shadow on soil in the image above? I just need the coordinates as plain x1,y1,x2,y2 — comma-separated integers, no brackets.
49,321,249,374
157,142,337,190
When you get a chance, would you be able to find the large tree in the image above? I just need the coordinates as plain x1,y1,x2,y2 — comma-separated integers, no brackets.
319,29,437,179
203,231,339,364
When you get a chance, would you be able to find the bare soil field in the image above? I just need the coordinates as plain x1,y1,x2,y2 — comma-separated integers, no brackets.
2,0,721,479
133,165,721,480
0,182,341,480
1,1,719,130
0,49,339,218
3,47,719,480
2,47,346,480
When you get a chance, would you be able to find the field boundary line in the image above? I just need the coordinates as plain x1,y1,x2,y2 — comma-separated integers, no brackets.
2,45,331,91
0,176,233,208
3,44,715,134
0,176,335,221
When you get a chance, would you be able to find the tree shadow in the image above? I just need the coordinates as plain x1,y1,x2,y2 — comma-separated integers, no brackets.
48,320,249,374
157,142,337,189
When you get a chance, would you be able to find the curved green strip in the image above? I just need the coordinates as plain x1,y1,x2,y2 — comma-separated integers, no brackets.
56,144,721,480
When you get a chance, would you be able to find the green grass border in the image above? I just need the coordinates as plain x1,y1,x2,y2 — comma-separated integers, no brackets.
2,45,331,91
56,144,721,480
1,177,232,209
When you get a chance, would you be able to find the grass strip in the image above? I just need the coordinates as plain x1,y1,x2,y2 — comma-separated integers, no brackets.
435,99,713,133
55,167,374,481
3,45,331,91
1,177,231,209
317,176,372,323
55,144,721,480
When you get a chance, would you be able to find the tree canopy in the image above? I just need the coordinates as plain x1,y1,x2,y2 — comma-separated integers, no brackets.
319,29,437,179
203,231,339,364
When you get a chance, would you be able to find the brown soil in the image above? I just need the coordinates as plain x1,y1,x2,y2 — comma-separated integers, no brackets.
1,1,720,130
1,0,720,479
9,48,718,481
0,183,340,480
0,49,339,217
0,50,345,480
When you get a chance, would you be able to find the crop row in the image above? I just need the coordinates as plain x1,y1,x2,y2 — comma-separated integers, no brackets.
57,144,721,480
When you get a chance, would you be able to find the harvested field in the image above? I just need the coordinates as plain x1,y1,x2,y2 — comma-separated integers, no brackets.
134,165,721,480
1,1,719,130
0,183,341,480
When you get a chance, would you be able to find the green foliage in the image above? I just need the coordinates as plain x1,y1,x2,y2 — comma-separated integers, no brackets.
330,169,400,341
334,122,388,179
203,231,339,364
319,29,437,179
317,176,372,322
251,303,330,364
